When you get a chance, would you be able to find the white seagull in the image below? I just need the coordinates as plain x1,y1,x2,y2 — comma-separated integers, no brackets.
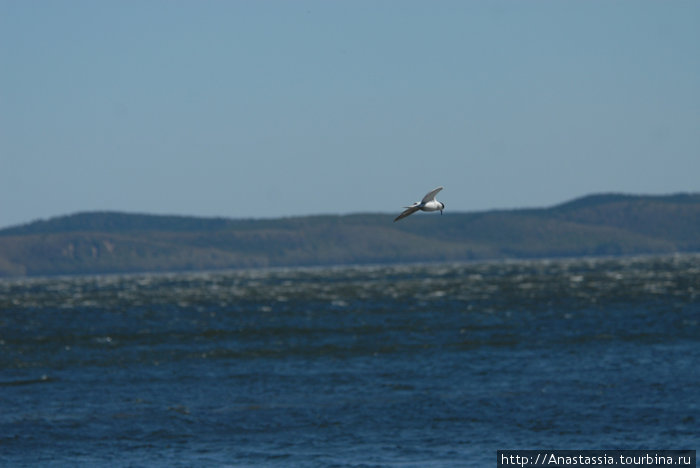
394,186,445,222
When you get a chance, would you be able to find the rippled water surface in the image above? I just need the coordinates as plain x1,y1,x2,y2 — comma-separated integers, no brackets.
1,256,699,466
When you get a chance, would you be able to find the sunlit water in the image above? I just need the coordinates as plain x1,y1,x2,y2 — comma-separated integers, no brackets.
1,255,699,466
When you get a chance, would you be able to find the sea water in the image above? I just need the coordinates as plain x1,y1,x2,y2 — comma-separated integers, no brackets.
1,255,698,466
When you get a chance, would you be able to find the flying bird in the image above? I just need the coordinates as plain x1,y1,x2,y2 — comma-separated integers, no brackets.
394,186,445,222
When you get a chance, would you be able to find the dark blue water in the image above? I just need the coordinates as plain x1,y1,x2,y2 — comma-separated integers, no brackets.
1,256,699,466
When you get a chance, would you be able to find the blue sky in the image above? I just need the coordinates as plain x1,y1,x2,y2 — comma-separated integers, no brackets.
2,1,699,228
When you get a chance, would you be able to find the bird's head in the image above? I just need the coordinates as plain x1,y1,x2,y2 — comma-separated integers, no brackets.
440,202,445,214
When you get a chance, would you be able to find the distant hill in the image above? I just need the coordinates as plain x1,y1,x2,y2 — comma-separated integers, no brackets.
1,193,699,277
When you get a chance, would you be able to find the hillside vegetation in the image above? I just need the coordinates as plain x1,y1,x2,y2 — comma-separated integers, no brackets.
1,193,699,277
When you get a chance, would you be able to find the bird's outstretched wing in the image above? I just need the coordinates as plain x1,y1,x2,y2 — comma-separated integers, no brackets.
421,186,443,204
394,205,421,222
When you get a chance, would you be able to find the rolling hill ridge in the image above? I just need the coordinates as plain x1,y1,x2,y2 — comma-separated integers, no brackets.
1,193,699,277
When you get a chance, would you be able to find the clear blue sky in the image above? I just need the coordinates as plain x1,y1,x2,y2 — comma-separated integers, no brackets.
2,1,699,229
